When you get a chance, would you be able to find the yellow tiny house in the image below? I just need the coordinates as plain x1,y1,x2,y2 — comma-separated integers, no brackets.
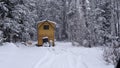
37,20,56,46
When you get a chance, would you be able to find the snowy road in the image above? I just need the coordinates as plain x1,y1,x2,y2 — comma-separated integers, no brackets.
0,42,114,68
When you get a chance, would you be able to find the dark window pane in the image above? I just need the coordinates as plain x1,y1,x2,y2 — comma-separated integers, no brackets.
44,25,49,30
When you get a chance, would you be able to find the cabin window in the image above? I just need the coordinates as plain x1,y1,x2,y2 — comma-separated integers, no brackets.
43,25,49,30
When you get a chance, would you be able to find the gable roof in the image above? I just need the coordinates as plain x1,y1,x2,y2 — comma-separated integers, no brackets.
37,20,56,25
37,20,56,29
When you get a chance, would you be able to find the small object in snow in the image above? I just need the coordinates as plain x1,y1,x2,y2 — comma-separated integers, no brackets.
23,41,33,46
43,42,49,47
49,40,53,47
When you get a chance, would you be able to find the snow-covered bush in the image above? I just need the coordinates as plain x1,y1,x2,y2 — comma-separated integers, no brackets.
103,39,120,65
0,30,3,45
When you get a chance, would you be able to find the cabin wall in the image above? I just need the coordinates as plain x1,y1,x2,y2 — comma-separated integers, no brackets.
38,22,55,46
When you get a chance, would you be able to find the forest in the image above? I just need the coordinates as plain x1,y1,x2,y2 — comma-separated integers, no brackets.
0,0,120,67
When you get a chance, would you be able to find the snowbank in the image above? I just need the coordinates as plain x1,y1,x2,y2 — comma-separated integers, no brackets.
2,42,18,48
0,42,114,68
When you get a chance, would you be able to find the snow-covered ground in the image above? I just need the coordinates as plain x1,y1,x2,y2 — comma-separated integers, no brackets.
0,42,114,68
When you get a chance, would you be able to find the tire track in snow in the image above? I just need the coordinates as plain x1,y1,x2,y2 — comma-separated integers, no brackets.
33,51,50,68
33,47,87,68
48,47,68,55
38,54,56,68
66,49,87,68
33,49,57,68
53,48,87,68
67,54,77,68
33,48,69,68
82,62,88,68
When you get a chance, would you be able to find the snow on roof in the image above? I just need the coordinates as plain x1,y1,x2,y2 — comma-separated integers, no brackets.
37,20,57,25
42,36,48,39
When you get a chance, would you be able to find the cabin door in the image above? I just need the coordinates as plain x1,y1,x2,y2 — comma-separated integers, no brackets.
42,37,49,43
